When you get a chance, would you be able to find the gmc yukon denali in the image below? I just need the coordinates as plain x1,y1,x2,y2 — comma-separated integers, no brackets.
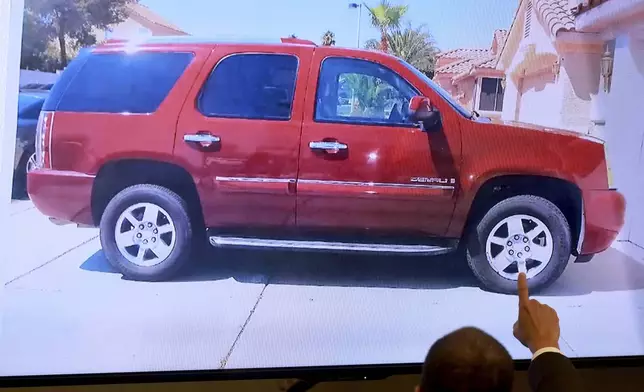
27,36,626,293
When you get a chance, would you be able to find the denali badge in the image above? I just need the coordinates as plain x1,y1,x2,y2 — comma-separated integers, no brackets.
411,177,456,184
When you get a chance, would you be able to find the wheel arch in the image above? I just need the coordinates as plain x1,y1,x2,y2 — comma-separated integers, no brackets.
461,174,583,255
91,158,204,229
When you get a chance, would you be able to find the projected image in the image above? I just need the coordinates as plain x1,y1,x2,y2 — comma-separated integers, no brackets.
2,0,644,377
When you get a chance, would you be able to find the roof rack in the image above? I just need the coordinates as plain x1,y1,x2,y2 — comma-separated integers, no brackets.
280,37,317,46
97,36,317,47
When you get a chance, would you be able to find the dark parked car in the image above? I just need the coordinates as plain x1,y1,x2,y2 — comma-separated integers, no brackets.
13,91,48,197
20,83,54,92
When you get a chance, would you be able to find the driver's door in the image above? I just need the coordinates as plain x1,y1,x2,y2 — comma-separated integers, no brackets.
296,54,458,236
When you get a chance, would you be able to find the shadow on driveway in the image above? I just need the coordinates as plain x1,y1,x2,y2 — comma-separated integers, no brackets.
79,246,644,295
80,248,479,290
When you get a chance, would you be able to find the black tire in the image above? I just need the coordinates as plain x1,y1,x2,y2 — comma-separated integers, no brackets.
466,195,571,294
12,150,33,199
100,184,193,281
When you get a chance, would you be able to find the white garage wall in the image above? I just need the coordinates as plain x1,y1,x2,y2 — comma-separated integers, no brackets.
604,34,644,245
518,71,563,129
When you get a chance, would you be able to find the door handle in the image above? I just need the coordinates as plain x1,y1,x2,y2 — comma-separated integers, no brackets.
184,133,221,144
309,141,348,152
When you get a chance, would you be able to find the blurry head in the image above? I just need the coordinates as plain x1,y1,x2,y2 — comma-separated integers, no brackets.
417,327,514,392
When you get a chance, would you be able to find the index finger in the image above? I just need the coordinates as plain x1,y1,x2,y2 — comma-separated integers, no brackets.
517,273,529,306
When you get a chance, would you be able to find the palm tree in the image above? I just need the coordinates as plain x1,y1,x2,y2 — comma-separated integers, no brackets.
387,24,438,77
365,0,408,52
340,73,391,114
363,24,438,77
364,38,380,51
321,30,336,46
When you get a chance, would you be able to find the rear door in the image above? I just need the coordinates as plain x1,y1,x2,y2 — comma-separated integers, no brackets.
174,45,313,228
296,52,460,236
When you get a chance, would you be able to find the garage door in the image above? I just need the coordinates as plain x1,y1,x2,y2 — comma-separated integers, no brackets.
604,35,644,250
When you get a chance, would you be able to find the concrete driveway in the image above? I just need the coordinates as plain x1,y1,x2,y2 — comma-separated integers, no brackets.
2,200,644,376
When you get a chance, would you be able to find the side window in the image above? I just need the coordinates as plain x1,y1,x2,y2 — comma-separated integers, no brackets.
315,57,417,125
56,52,194,114
199,54,298,121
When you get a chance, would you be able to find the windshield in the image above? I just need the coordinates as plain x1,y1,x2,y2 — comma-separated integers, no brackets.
398,59,473,119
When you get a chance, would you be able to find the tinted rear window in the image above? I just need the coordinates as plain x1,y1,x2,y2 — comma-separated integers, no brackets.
55,52,194,114
198,53,298,120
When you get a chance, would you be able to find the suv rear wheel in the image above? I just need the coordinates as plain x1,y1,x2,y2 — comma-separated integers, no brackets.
465,195,571,294
100,184,193,281
12,150,36,199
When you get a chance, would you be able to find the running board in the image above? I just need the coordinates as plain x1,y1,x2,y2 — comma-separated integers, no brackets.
209,236,455,255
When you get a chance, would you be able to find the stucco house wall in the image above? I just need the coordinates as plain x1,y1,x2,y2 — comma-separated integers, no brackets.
517,70,561,128
450,77,476,110
498,0,600,134
559,50,601,132
434,68,479,110
499,0,564,124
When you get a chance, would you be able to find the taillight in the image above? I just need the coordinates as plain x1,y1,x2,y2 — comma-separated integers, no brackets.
35,111,54,169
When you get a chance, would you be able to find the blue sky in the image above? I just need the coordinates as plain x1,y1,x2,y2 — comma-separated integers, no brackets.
140,0,517,51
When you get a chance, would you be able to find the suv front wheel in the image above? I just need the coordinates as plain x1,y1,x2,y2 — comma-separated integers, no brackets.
466,195,571,294
100,184,193,281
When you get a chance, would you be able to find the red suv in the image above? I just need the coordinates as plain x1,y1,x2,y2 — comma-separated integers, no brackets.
28,36,625,293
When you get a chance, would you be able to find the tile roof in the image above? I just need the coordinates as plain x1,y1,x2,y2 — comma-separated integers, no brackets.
435,53,498,78
436,48,490,60
435,29,506,76
476,55,499,69
435,58,473,74
534,0,575,36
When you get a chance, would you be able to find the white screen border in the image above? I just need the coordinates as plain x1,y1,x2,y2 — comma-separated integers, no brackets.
0,0,25,341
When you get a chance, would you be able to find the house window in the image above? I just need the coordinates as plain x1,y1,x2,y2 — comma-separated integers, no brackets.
524,0,532,38
478,77,505,112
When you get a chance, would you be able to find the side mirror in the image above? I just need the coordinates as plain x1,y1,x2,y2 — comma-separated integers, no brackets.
409,96,441,132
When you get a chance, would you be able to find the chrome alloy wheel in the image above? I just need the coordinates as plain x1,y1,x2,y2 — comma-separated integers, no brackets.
26,152,38,173
114,202,176,267
485,214,554,280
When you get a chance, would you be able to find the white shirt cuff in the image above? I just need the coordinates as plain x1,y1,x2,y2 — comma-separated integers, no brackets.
532,347,563,360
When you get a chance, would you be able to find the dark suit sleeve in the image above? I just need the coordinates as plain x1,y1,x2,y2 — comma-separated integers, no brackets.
528,352,583,392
